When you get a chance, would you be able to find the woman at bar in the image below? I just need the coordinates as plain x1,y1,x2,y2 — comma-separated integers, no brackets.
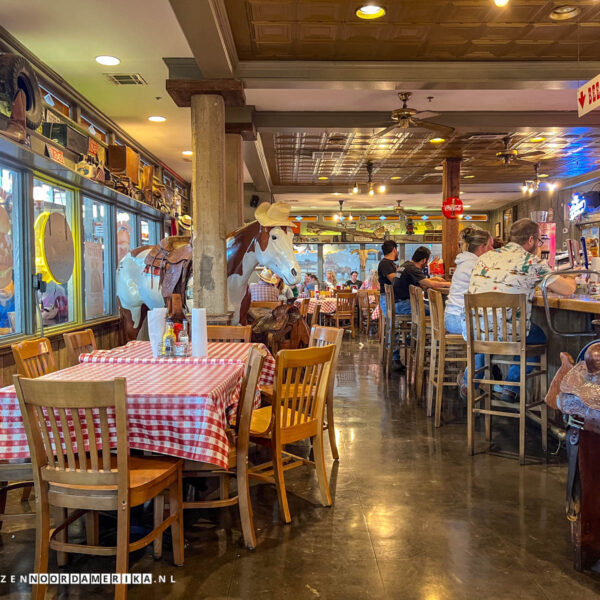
444,226,494,334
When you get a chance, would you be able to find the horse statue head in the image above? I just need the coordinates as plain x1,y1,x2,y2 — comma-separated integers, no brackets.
227,202,300,324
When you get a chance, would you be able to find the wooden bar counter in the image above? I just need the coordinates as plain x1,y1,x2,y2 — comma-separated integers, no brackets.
532,293,600,315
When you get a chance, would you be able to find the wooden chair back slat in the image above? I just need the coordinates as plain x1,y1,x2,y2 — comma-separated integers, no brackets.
308,326,344,401
12,338,56,378
335,292,356,316
207,325,252,343
63,329,97,366
234,346,267,436
273,345,334,430
464,293,528,355
409,285,426,328
250,301,283,310
428,289,444,340
298,298,310,318
310,303,321,328
13,377,128,488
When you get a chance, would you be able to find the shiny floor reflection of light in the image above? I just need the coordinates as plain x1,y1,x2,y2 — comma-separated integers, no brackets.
1,336,600,599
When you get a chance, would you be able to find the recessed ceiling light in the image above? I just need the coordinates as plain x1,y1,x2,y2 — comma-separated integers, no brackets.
539,173,549,178
550,5,580,21
333,192,340,195
148,116,166,122
318,176,329,180
464,174,475,179
356,4,386,19
494,0,509,6
95,55,120,66
390,176,401,180
430,137,445,144
529,137,545,142
181,150,193,156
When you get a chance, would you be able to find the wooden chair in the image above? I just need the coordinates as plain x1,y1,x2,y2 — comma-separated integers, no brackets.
357,291,371,335
249,345,335,523
63,329,97,366
14,376,184,600
3,338,58,526
310,303,321,328
407,285,430,399
426,290,467,427
464,292,548,465
181,346,266,549
207,325,252,343
309,326,344,461
324,292,357,338
383,284,411,376
12,337,56,378
298,298,310,319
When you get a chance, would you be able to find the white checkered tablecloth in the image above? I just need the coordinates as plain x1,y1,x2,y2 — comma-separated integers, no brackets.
0,361,245,469
79,341,275,387
294,298,337,315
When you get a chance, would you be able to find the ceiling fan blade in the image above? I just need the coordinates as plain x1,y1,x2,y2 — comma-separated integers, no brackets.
372,124,400,139
518,151,545,159
410,118,455,137
413,111,440,120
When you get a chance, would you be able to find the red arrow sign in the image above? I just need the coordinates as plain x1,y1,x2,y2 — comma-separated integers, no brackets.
579,91,587,109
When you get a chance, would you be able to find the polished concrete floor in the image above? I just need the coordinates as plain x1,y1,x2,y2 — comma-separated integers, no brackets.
2,337,600,599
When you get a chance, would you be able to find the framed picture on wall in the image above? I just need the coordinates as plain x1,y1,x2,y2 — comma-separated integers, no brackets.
495,222,501,238
503,206,517,241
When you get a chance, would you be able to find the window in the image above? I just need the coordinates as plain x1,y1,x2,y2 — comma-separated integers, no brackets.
80,115,107,143
294,243,318,281
364,244,382,282
33,178,75,327
83,197,112,319
116,210,137,264
140,218,159,246
40,85,71,118
323,244,360,286
404,243,442,268
0,167,22,336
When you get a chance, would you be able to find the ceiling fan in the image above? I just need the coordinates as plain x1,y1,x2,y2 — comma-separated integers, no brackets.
496,135,545,165
372,92,455,140
393,200,416,217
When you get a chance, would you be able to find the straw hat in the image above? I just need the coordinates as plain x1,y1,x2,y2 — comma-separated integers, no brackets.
255,202,291,227
178,214,192,231
258,267,277,284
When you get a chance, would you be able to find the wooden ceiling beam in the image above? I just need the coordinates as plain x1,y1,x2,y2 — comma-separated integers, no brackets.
236,60,600,91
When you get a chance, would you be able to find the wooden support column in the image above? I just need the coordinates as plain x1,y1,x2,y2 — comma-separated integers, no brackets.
190,94,227,314
225,133,244,233
167,79,246,317
442,157,461,277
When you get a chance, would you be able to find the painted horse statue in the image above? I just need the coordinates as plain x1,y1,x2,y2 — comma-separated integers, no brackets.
116,202,300,340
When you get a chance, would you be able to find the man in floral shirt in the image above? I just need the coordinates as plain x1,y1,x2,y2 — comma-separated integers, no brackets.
460,218,576,401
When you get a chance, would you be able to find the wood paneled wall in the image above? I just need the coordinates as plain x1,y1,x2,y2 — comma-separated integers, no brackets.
0,318,122,387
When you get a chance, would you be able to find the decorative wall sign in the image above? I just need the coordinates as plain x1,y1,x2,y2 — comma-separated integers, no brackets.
578,74,600,117
84,241,104,318
34,212,74,284
88,137,100,156
45,144,65,165
442,196,463,219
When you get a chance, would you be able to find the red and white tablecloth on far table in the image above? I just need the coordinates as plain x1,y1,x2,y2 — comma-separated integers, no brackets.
294,297,337,314
0,361,245,469
79,341,275,387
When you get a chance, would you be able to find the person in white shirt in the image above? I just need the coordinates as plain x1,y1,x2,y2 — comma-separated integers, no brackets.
444,226,494,334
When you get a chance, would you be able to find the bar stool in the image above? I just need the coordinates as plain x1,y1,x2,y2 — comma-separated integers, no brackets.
407,285,430,399
464,292,548,465
426,290,467,427
383,284,411,376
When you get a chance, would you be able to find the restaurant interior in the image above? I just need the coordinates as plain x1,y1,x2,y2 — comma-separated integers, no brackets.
3,1,600,598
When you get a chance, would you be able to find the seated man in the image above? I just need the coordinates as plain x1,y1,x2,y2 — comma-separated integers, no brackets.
393,246,451,314
345,271,362,289
460,218,576,401
248,267,280,302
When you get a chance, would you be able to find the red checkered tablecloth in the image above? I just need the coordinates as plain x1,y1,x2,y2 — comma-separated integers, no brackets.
79,341,275,387
294,298,337,315
0,361,245,469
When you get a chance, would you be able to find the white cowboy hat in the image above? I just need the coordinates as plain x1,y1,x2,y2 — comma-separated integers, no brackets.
178,214,192,230
255,202,291,227
258,267,277,284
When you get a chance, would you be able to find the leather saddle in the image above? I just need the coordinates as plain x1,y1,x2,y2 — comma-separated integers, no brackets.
144,236,192,300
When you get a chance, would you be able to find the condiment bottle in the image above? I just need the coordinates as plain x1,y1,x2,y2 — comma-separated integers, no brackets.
175,320,189,357
162,320,176,357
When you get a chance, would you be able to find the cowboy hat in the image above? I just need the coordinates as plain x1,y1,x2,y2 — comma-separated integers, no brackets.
178,214,192,230
255,202,291,227
258,267,277,284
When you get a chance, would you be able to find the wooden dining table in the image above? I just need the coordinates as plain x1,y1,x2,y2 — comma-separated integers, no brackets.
0,360,246,469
